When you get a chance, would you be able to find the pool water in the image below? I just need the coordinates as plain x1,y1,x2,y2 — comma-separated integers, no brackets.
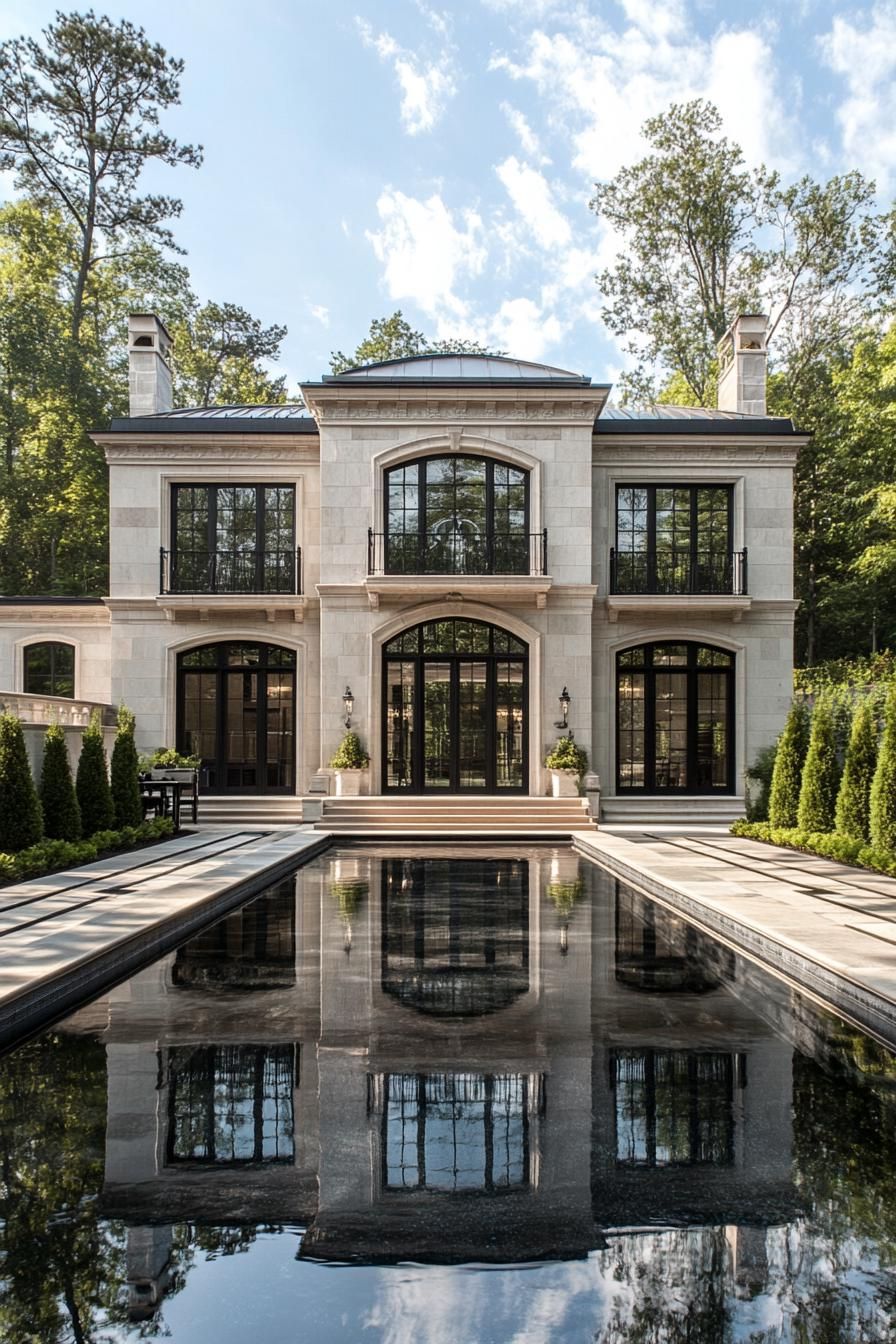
1,846,895,1343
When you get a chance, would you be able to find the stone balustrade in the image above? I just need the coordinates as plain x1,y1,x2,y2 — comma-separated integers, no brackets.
0,691,117,728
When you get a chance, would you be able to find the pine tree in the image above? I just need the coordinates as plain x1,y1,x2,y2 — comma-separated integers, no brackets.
834,701,879,842
769,701,810,829
110,705,142,828
39,721,81,841
870,683,896,852
75,711,114,837
797,696,842,833
0,712,43,851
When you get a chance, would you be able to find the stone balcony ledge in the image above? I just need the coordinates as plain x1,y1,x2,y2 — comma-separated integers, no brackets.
604,593,753,623
361,572,554,609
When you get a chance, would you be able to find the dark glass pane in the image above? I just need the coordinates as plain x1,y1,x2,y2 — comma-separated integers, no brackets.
617,672,645,789
266,672,295,790
654,672,688,789
495,662,525,789
696,670,729,789
652,645,688,666
696,647,732,668
227,645,260,666
423,663,451,789
385,661,415,790
458,661,488,789
181,644,218,668
24,642,74,698
167,1044,295,1165
613,1050,734,1168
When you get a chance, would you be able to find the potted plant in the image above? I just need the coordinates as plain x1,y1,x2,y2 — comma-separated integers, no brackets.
545,736,588,797
329,732,370,796
140,747,202,782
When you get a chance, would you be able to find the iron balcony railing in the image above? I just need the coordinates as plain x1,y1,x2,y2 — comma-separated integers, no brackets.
160,547,303,596
609,548,748,596
368,529,548,577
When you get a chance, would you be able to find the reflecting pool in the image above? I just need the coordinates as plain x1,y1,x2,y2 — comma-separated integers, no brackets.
1,846,895,1343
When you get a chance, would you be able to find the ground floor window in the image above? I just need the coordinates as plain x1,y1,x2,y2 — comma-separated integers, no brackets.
23,641,74,697
616,642,734,794
177,641,296,795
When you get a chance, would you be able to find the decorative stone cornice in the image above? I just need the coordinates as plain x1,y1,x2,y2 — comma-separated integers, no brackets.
594,439,801,465
309,397,603,424
99,439,320,464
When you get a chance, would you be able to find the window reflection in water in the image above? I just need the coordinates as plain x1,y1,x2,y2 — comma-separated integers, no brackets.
172,883,296,990
383,1073,529,1192
166,1044,296,1165
612,1049,738,1168
615,883,733,994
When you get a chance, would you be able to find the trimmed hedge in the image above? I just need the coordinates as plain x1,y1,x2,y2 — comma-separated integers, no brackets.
730,819,896,878
768,702,809,829
797,696,841,834
76,711,114,837
39,721,82,841
0,816,175,885
870,683,896,852
835,701,878,842
0,712,43,851
111,705,143,829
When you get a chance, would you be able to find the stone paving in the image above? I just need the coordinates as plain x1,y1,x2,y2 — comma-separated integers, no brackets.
576,825,896,1046
0,826,327,1045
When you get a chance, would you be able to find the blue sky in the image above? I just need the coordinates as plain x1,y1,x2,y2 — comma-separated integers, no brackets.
2,0,894,392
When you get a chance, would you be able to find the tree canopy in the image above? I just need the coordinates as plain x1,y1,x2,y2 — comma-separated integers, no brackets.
330,310,504,373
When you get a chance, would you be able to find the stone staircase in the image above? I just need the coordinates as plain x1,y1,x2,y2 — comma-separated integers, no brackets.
599,795,746,826
197,796,304,827
314,795,596,836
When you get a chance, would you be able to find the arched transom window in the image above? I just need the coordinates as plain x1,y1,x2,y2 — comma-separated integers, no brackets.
23,642,75,698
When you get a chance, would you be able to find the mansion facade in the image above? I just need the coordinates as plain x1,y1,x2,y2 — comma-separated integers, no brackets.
0,313,804,818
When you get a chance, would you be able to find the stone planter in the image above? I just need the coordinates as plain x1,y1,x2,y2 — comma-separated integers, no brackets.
550,768,579,798
334,768,368,797
149,767,197,784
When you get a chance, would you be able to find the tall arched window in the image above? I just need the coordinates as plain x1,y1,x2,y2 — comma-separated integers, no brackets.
382,455,531,574
23,642,75,697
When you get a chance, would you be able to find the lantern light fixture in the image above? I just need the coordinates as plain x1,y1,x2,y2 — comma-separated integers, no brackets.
555,686,571,733
343,685,354,730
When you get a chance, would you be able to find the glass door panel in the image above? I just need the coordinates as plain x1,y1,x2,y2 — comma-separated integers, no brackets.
654,672,688,790
385,661,415,790
458,661,488,790
617,672,646,790
225,671,258,791
495,662,524,789
697,671,729,789
265,672,295,791
182,671,219,792
423,664,452,790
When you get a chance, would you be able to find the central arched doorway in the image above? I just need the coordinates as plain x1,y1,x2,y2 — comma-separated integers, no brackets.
383,618,528,793
177,641,296,794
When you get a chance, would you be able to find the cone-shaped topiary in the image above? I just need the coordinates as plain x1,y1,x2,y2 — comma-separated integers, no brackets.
769,701,810,829
111,705,143,829
76,710,114,837
0,712,43,852
870,683,896,852
797,695,842,834
39,721,81,841
834,701,879,842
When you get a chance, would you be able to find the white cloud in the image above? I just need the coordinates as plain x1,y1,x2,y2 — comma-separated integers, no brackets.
488,296,564,360
500,101,549,163
357,17,456,135
819,3,896,191
495,156,572,249
309,304,329,326
366,189,486,319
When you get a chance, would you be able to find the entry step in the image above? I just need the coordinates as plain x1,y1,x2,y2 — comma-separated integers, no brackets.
315,795,596,835
600,796,746,824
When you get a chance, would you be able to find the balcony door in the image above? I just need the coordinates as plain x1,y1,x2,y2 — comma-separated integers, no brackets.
383,619,527,793
177,642,296,794
170,484,296,593
616,643,734,795
614,485,734,594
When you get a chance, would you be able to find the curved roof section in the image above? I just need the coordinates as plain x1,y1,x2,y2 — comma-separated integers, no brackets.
321,352,592,385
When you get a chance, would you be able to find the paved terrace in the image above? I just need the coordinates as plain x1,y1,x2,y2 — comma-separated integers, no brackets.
577,827,896,1049
0,827,326,1048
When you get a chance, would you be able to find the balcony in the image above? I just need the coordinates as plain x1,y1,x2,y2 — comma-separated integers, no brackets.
606,548,750,622
157,548,306,621
364,529,551,609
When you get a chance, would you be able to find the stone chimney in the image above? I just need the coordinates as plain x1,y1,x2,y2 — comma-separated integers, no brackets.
128,313,173,417
716,314,768,416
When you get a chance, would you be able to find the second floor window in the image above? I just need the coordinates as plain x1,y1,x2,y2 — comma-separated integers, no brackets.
171,484,296,593
614,485,734,594
383,455,530,574
23,642,75,697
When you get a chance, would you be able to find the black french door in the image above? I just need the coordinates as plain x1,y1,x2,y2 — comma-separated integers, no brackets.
177,642,296,795
383,620,528,794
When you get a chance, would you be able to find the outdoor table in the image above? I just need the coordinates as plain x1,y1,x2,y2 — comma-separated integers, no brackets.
139,777,197,830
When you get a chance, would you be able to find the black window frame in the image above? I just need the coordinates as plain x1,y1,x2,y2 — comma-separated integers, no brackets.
170,482,297,594
23,641,75,698
613,483,734,594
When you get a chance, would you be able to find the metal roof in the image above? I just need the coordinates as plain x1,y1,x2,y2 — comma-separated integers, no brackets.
106,404,318,434
595,403,800,436
320,353,592,385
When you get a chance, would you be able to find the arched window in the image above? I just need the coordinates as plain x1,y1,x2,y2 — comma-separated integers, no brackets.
616,642,734,794
23,642,75,697
382,455,532,574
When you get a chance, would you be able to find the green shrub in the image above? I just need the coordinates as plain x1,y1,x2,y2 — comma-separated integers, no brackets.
745,743,777,822
545,736,589,774
870,683,896,852
76,711,114,837
834,701,879,842
797,696,842,833
0,816,176,885
39,721,81,841
769,702,809,829
138,746,202,770
329,732,369,769
0,712,43,852
730,819,896,877
111,705,143,828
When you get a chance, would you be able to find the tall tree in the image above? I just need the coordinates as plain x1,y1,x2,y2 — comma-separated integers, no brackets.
330,310,503,374
0,10,202,351
170,301,288,407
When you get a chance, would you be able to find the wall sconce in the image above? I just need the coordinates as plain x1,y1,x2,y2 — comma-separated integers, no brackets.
343,685,354,730
555,686,571,733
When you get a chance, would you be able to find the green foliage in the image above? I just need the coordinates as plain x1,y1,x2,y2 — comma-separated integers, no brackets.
329,732,369,769
730,819,896,877
0,712,42,851
744,742,778,822
797,696,842,833
38,721,81,841
835,702,879,842
110,705,142,828
769,702,810,828
140,746,202,769
329,881,368,921
170,301,288,407
870,683,896,851
545,736,589,774
75,712,113,837
547,880,584,919
0,816,174,884
329,310,504,374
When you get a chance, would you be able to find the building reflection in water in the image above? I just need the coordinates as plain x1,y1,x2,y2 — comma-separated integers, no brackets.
33,846,895,1337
